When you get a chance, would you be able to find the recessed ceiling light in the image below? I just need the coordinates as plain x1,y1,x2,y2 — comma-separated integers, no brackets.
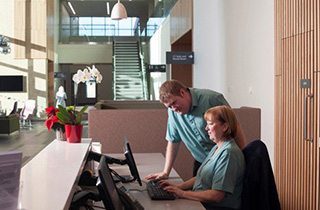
68,2,76,15
106,2,110,15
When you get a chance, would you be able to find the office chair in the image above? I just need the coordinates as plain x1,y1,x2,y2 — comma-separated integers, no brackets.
241,140,281,210
9,101,18,115
19,100,36,127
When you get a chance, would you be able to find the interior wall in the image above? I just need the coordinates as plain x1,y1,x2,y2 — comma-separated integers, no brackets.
0,0,50,117
149,16,170,100
58,44,113,64
59,64,113,106
193,0,275,163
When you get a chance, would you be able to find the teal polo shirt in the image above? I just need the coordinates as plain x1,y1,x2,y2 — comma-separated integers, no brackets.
192,139,245,210
166,88,230,163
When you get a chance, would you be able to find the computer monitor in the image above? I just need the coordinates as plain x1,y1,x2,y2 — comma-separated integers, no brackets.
97,156,123,210
124,137,142,186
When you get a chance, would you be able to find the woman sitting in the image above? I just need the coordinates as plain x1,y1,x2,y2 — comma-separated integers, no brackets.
160,105,245,210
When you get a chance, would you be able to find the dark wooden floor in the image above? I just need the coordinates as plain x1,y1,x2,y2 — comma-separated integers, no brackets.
0,120,88,166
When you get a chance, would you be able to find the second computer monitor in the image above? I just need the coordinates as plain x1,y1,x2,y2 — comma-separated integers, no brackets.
97,156,123,210
124,137,142,186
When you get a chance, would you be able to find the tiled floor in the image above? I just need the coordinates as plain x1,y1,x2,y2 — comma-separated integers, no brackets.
0,120,88,166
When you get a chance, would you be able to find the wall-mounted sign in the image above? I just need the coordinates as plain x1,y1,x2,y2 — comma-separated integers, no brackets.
166,51,194,64
54,72,67,79
148,64,166,72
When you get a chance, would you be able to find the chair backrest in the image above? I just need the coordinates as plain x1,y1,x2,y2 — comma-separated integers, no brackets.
9,101,18,115
241,140,281,210
21,100,36,118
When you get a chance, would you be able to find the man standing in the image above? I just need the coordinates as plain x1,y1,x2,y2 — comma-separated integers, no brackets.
145,80,246,180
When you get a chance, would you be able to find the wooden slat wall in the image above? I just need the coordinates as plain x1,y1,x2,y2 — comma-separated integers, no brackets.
48,60,54,107
275,0,319,209
170,0,193,44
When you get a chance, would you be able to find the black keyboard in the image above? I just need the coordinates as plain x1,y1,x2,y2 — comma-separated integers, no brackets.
146,180,175,200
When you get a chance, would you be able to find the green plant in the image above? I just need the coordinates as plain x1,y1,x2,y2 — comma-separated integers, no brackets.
56,105,88,125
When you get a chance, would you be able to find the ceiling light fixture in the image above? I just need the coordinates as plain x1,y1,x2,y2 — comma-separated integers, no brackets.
106,2,110,15
111,0,127,20
68,2,76,15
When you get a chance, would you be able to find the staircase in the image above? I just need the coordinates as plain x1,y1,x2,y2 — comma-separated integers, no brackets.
113,41,147,100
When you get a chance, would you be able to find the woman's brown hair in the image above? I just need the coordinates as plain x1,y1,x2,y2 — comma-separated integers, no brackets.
204,105,238,138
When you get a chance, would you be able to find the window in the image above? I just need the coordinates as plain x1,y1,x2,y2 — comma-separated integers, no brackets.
86,80,96,98
77,17,139,37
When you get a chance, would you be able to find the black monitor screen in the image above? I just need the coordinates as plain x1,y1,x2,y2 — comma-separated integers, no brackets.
97,156,123,210
0,76,24,92
124,137,142,186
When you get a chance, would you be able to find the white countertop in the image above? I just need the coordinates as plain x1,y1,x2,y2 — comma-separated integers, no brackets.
18,138,92,210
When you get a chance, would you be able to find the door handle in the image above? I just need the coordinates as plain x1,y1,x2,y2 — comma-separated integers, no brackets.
304,93,313,142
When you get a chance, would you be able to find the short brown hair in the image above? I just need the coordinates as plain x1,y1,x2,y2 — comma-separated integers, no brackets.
204,105,238,138
159,80,187,103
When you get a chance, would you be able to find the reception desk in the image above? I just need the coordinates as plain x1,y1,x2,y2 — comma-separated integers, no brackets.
17,139,204,210
104,153,205,210
18,139,92,210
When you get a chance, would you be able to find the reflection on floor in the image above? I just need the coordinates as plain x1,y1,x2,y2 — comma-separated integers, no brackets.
0,120,88,166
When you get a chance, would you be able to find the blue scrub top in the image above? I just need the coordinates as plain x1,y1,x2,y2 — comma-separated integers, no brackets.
193,139,245,209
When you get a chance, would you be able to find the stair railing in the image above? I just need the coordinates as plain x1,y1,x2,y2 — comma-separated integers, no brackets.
138,42,149,100
112,41,117,100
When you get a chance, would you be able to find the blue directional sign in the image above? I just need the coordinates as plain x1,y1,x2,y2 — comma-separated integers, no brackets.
166,51,194,64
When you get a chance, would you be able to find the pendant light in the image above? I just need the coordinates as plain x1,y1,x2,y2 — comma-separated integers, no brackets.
111,0,127,20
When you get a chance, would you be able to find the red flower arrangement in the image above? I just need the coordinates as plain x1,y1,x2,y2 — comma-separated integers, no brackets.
44,107,65,132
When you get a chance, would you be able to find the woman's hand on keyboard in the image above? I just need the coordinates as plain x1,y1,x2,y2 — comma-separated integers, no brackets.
163,185,184,198
158,180,173,187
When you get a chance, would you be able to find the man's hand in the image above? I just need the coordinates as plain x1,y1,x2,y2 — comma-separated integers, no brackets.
145,172,168,180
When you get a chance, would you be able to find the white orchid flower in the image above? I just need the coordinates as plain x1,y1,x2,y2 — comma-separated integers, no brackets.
87,65,100,77
96,73,103,83
72,69,83,84
81,68,92,83
86,65,93,71
92,69,101,78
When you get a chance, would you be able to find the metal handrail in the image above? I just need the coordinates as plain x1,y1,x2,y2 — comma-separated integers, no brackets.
112,41,116,100
138,42,149,100
59,23,159,43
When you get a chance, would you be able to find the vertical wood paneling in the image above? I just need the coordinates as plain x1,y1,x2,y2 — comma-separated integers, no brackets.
275,0,319,209
48,60,54,107
170,0,193,44
47,0,54,61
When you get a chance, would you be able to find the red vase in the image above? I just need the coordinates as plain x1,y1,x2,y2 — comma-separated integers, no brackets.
65,124,83,143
